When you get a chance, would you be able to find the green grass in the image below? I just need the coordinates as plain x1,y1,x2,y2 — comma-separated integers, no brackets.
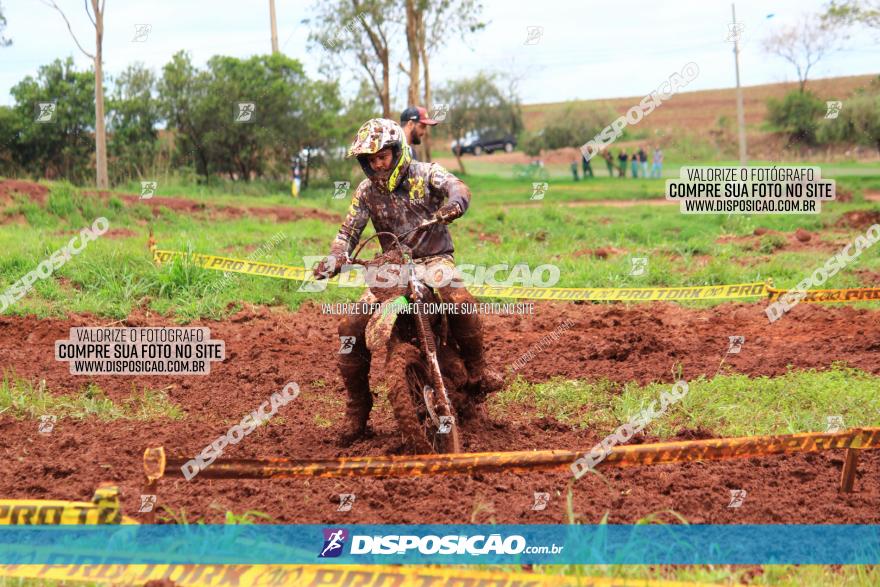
1,172,878,587
0,167,878,319
492,363,880,438
0,372,184,421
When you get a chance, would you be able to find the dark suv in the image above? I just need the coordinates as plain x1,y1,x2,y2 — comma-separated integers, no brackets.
451,130,516,156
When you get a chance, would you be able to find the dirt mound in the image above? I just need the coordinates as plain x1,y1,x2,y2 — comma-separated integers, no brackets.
0,179,48,205
0,179,341,226
506,199,673,209
835,210,880,230
55,227,137,239
1,301,879,524
116,194,341,224
717,229,841,253
573,247,626,259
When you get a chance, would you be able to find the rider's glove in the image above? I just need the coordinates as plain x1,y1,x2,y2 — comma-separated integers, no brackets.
313,246,348,279
435,202,462,225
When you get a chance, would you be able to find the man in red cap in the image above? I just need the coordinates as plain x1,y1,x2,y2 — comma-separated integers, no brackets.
400,106,438,161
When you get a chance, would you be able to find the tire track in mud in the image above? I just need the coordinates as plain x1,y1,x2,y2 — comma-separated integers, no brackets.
1,301,879,524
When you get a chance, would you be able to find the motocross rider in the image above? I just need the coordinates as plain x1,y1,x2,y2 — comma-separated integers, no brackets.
314,118,504,446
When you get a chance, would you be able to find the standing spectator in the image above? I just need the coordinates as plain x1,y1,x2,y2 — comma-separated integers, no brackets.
630,150,639,179
570,160,580,181
291,157,302,197
400,106,438,162
638,147,649,177
581,152,594,178
617,150,628,177
651,146,664,178
602,149,615,177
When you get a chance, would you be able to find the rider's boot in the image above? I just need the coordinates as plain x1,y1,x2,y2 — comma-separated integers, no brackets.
454,327,504,397
337,353,373,447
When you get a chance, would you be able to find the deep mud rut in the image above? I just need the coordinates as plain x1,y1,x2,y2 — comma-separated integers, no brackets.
1,301,879,524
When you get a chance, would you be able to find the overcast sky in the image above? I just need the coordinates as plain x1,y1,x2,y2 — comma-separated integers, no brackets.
1,0,878,108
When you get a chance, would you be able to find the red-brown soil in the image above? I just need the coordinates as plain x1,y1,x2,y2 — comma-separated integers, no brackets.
836,210,880,231
114,194,340,224
1,301,878,525
0,179,49,206
717,229,851,254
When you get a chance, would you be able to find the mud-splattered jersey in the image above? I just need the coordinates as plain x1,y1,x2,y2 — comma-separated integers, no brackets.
332,161,471,259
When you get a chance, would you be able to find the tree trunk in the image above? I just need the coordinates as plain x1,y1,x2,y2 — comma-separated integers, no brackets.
419,17,432,162
453,134,466,175
269,0,279,54
381,50,391,118
303,148,311,189
92,0,108,189
404,0,420,106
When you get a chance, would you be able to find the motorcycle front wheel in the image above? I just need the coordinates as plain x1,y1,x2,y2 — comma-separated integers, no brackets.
387,341,461,454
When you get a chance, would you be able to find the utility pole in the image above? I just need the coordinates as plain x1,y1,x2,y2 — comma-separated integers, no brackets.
732,3,748,166
269,0,279,54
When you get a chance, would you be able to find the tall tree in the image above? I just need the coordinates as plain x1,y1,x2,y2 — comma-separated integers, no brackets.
401,0,421,107
10,58,96,182
409,0,485,161
108,63,159,183
762,13,844,93
435,72,522,174
42,0,109,189
306,0,397,118
159,51,331,183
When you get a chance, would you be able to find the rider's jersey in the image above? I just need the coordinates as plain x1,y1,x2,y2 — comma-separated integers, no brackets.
332,161,471,259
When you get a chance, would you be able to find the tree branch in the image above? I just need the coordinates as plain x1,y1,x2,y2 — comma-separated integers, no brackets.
84,0,96,28
42,0,95,59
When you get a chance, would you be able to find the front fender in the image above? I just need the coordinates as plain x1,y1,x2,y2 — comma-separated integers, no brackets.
365,295,409,353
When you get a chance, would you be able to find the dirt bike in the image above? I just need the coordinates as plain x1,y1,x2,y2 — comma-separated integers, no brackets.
342,217,471,454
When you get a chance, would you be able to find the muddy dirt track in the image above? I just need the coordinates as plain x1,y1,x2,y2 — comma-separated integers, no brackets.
1,301,879,524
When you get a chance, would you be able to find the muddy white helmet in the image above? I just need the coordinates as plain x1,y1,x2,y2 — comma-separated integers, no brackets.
348,118,412,193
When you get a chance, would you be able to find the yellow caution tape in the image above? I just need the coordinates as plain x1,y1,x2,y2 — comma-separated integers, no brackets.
0,563,721,586
151,249,766,301
0,485,138,525
152,248,879,303
153,250,309,281
767,286,880,303
467,283,767,301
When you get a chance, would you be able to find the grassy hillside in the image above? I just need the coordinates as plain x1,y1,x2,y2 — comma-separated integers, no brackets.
521,74,878,134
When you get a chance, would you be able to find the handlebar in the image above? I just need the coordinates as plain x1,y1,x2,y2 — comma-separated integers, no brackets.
313,216,442,279
349,216,441,265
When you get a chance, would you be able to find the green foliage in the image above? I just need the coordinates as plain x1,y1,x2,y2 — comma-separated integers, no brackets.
6,58,96,183
817,83,880,153
758,234,787,253
0,1,10,47
435,72,523,143
519,130,545,157
541,102,618,151
158,51,342,184
107,63,160,184
766,90,826,144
